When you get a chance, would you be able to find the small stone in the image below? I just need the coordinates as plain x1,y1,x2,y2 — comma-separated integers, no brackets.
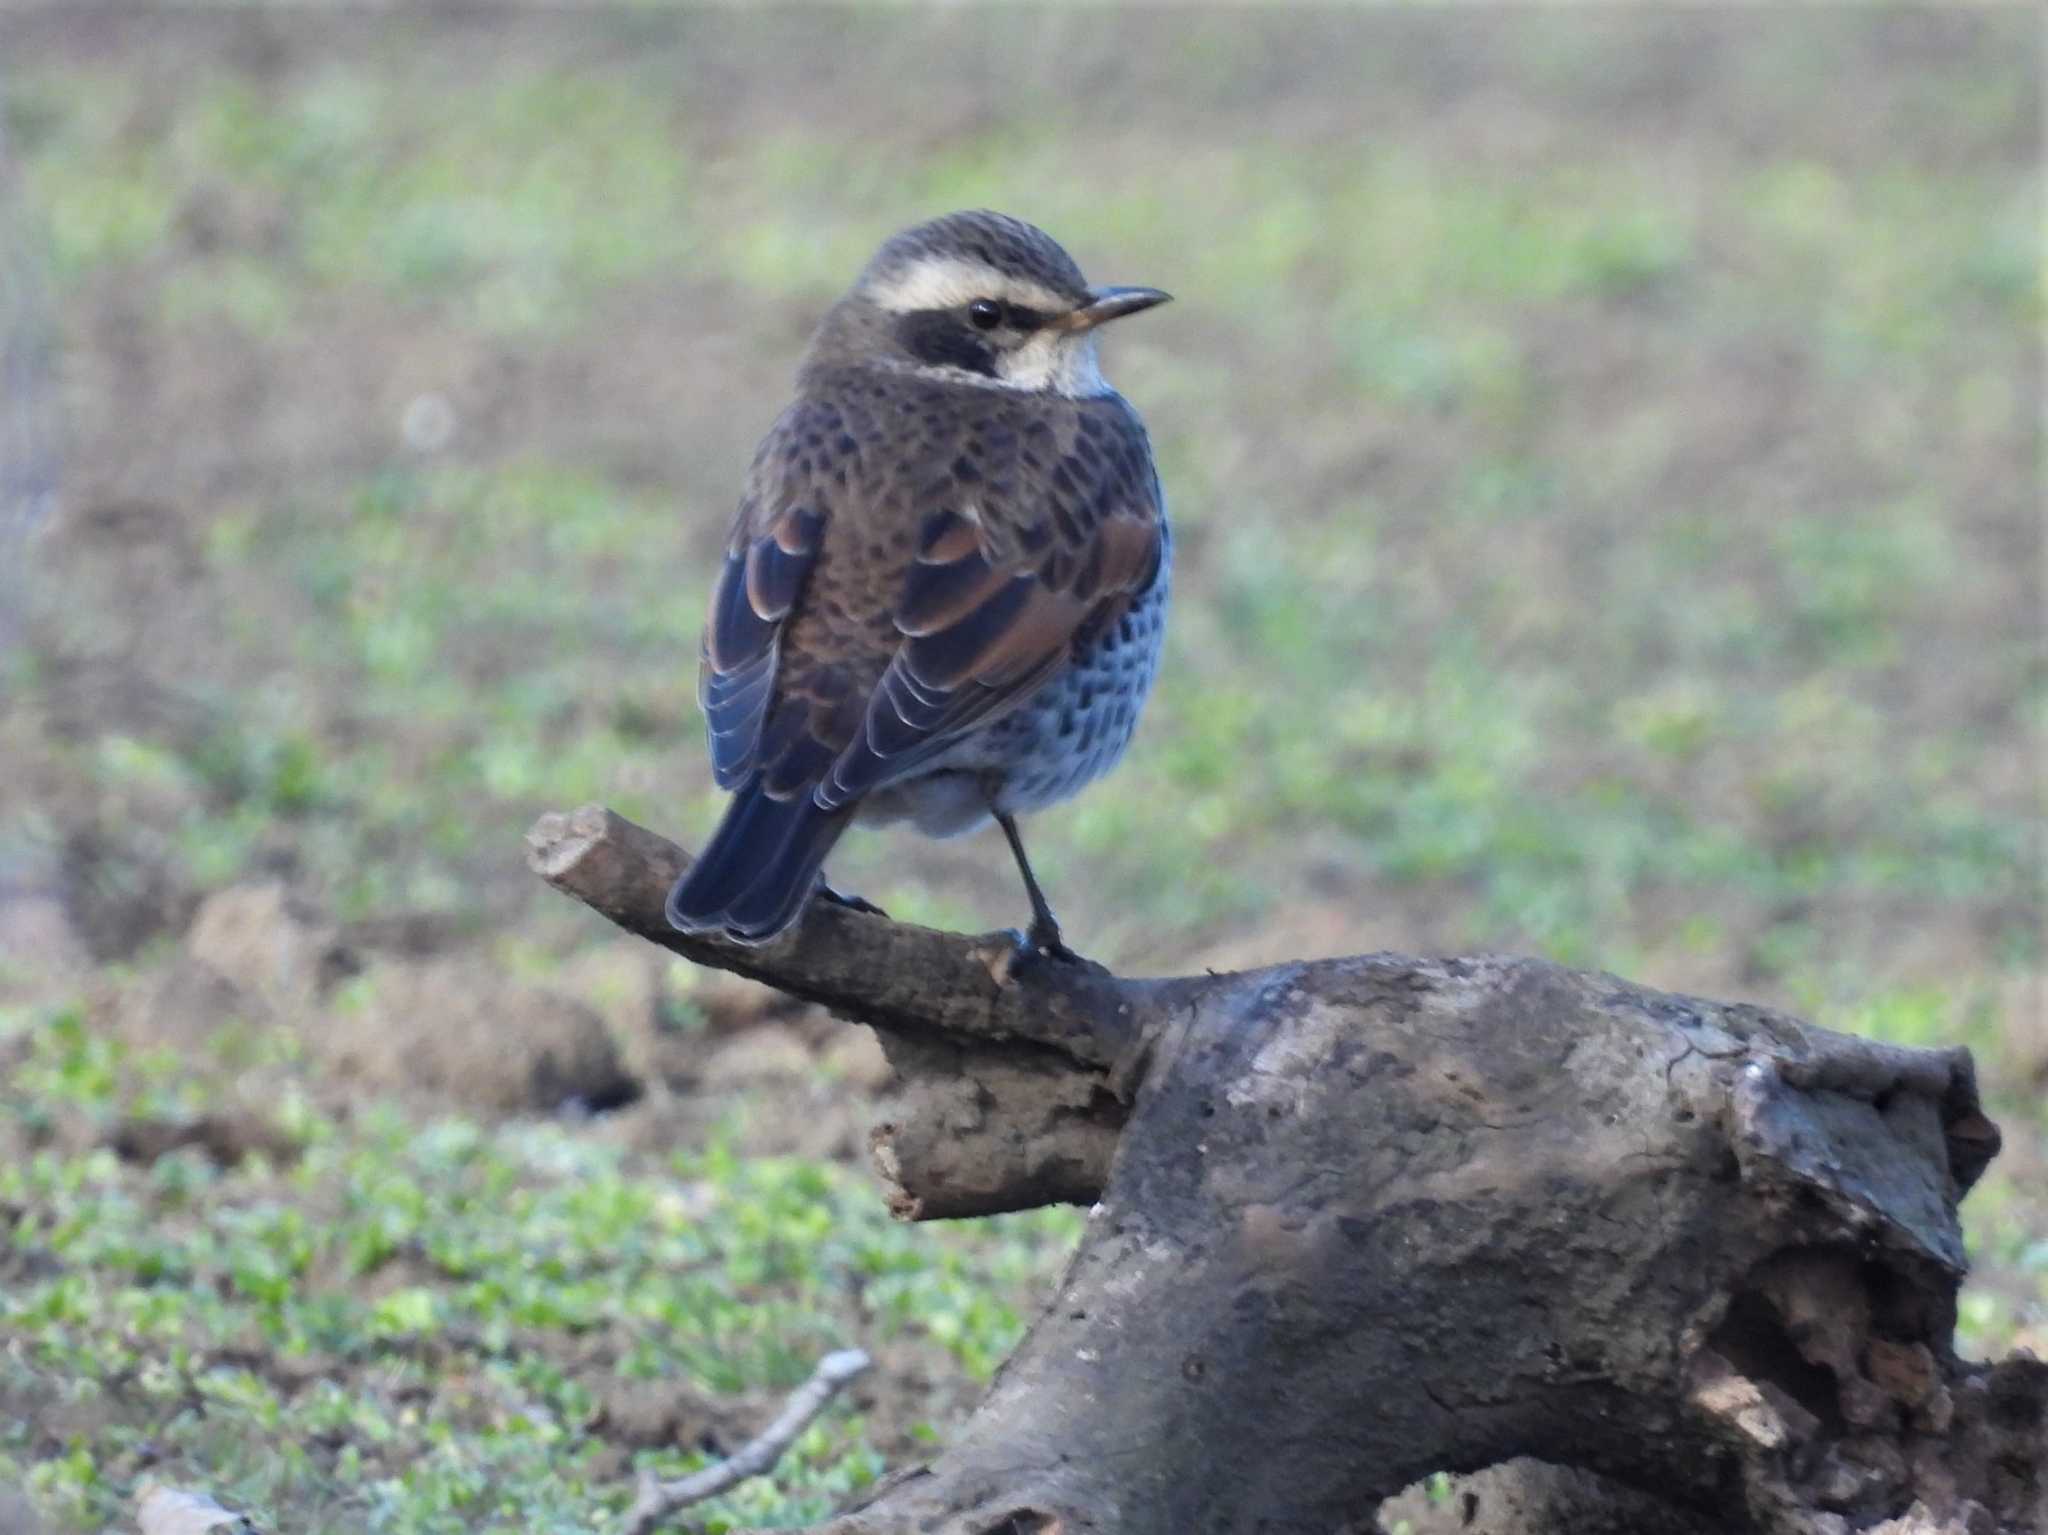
323,957,637,1115
107,1112,299,1169
594,1379,699,1450
136,1485,257,1535
400,391,456,452
269,1350,337,1386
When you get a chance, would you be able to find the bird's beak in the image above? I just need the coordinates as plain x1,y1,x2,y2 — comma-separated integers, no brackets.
1059,285,1173,333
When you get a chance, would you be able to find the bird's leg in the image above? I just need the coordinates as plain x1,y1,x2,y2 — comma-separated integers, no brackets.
992,808,1082,965
813,875,888,919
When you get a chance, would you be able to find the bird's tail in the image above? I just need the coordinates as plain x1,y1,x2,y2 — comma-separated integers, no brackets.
665,782,853,945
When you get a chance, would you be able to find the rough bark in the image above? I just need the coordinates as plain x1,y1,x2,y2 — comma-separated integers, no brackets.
528,805,2040,1535
527,804,1160,1217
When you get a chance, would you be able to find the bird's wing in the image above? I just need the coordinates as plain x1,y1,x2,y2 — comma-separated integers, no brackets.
697,429,826,791
813,397,1165,811
699,390,1164,814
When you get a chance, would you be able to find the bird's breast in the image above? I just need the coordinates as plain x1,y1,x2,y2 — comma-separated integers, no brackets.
863,548,1171,835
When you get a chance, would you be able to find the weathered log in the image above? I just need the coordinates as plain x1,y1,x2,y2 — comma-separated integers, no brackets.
528,805,2039,1535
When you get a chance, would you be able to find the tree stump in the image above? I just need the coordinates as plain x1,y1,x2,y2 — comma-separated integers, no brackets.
528,806,2041,1535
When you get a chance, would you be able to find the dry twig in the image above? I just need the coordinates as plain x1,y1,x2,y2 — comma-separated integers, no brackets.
621,1349,872,1535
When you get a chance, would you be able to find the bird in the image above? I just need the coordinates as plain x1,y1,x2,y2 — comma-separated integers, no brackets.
663,210,1173,961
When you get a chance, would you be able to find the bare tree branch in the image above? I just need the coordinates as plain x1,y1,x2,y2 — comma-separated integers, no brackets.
621,1348,872,1535
527,804,1159,1218
527,804,1176,1070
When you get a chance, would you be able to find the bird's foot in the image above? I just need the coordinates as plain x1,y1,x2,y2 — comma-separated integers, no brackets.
815,881,889,920
970,925,1106,986
1020,917,1086,967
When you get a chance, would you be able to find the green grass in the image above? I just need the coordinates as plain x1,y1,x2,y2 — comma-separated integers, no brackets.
2,1008,1079,1534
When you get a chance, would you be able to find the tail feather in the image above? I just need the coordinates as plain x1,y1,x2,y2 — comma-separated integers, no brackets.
665,782,852,944
722,804,851,941
667,783,793,917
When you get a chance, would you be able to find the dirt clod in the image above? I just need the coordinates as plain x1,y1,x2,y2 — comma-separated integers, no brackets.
107,1112,300,1168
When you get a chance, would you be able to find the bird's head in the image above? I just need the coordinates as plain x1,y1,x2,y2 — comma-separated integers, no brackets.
805,210,1170,397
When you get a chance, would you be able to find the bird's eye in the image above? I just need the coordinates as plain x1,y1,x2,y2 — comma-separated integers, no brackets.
967,298,1003,331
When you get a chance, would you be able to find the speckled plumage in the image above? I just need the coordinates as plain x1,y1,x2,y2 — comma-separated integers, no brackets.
667,212,1170,948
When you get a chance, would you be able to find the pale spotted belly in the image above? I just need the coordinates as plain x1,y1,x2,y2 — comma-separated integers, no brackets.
857,557,1169,839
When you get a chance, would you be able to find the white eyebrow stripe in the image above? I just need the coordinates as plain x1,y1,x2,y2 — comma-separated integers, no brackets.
866,256,1072,317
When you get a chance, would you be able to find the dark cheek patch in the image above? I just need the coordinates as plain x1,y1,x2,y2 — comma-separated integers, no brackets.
897,311,997,377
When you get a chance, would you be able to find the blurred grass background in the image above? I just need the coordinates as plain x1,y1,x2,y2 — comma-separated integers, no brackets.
0,8,2040,1533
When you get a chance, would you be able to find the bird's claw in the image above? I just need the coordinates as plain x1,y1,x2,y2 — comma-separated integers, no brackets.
815,882,889,920
1020,919,1086,966
971,925,1107,986
1021,918,1112,974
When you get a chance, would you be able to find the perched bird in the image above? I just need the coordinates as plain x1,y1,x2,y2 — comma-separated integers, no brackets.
664,210,1172,958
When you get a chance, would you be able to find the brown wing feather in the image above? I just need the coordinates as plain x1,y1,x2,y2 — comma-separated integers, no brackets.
697,430,826,790
699,380,1162,817
816,403,1164,810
